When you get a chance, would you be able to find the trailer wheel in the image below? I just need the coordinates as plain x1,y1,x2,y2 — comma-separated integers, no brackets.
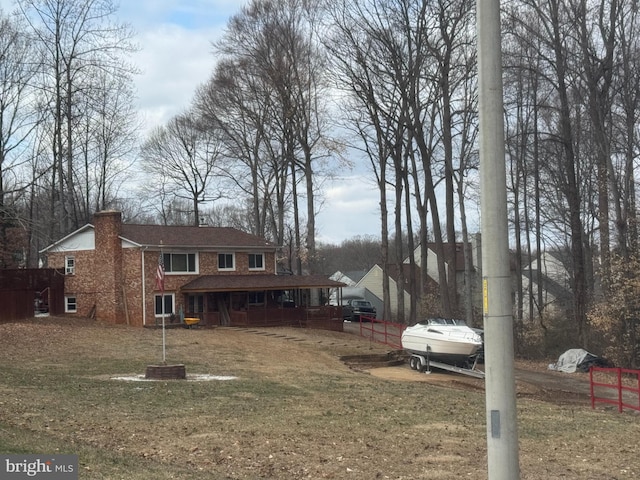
409,356,419,370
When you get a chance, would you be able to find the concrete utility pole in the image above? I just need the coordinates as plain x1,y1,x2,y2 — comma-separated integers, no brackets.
476,0,521,479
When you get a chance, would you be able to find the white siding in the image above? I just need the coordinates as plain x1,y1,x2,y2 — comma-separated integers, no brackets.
47,228,95,252
357,265,411,321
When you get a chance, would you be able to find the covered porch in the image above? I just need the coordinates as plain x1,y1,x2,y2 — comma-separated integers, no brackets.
180,274,346,331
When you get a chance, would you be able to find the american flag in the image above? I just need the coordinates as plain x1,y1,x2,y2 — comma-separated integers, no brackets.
155,252,165,293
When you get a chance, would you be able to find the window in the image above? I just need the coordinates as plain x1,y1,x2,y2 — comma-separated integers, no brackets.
65,256,75,275
218,253,235,270
65,296,77,313
155,293,174,317
187,295,204,313
248,291,265,305
248,253,264,271
162,253,197,273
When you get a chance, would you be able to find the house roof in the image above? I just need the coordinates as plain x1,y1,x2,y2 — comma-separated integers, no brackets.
41,223,276,253
426,242,466,271
120,224,275,249
181,274,346,292
385,263,422,284
342,270,368,283
370,263,438,294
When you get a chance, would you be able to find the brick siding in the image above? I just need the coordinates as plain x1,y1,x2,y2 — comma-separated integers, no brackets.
48,211,279,327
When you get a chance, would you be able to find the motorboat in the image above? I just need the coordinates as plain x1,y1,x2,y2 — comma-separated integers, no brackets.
401,318,483,365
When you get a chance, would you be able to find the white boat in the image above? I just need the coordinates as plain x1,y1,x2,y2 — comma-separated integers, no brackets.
401,318,483,365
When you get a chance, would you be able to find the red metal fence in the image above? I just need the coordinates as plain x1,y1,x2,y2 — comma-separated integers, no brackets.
590,367,640,413
356,317,406,349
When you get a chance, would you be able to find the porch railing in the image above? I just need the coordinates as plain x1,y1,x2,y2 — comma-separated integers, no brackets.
185,306,341,331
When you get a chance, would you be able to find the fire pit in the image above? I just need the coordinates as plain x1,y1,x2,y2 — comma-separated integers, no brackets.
145,364,186,380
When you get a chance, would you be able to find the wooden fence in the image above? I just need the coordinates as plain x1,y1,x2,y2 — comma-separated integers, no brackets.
0,269,65,321
189,305,343,332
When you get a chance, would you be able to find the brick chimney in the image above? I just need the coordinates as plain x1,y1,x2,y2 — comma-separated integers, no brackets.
93,210,123,324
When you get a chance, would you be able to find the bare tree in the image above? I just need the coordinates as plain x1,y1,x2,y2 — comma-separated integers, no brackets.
613,0,640,256
326,0,478,322
573,0,619,281
506,0,596,342
18,0,137,236
79,69,139,216
140,112,222,226
0,10,41,267
196,0,336,274
195,58,282,240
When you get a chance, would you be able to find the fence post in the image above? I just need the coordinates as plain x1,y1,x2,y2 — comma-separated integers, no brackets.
590,367,595,409
637,371,640,412
617,368,623,413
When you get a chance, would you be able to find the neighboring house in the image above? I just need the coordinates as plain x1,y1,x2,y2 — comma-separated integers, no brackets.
347,240,481,322
331,234,567,323
519,251,573,320
330,270,368,286
40,210,345,329
407,238,482,295
328,270,378,313
356,264,420,320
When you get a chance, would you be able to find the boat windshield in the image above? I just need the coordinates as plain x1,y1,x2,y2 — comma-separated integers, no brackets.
416,318,468,326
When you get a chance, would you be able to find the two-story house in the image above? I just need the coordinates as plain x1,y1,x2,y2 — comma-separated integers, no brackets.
41,210,344,329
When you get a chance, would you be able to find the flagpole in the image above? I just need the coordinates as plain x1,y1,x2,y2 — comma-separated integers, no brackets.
156,242,166,364
162,295,166,364
161,249,166,364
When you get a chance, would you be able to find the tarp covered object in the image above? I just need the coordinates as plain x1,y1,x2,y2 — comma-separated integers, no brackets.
548,348,606,373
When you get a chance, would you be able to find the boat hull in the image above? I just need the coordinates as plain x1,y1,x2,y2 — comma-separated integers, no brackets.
401,323,482,364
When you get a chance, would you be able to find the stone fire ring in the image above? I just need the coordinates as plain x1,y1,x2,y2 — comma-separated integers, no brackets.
111,372,237,382
145,364,187,380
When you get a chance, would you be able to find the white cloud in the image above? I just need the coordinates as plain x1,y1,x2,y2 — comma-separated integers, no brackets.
132,23,222,137
316,176,382,244
0,0,384,243
123,1,249,137
125,3,384,244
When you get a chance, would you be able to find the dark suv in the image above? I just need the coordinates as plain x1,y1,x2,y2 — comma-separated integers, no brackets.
342,299,376,322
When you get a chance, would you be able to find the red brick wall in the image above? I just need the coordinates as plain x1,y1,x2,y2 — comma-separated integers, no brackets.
47,250,97,318
93,211,124,324
48,212,279,327
198,251,276,274
122,248,143,326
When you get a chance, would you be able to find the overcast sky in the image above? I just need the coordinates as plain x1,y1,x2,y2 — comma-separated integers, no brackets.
120,0,382,244
0,0,382,244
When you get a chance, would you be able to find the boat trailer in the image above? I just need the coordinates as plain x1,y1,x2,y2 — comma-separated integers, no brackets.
408,352,485,379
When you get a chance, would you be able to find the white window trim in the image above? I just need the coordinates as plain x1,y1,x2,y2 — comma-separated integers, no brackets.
248,253,265,271
218,252,236,271
65,256,75,275
154,293,176,317
65,296,77,313
163,252,199,275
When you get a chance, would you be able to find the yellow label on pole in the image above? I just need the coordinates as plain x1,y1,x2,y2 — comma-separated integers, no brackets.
483,277,489,316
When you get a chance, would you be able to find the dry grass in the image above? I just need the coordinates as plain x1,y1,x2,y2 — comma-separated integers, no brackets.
0,317,639,479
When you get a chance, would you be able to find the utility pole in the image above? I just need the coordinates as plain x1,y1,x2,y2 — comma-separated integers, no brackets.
476,0,521,478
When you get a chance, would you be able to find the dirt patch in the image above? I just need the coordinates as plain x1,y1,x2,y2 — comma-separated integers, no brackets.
367,360,594,405
341,321,596,405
